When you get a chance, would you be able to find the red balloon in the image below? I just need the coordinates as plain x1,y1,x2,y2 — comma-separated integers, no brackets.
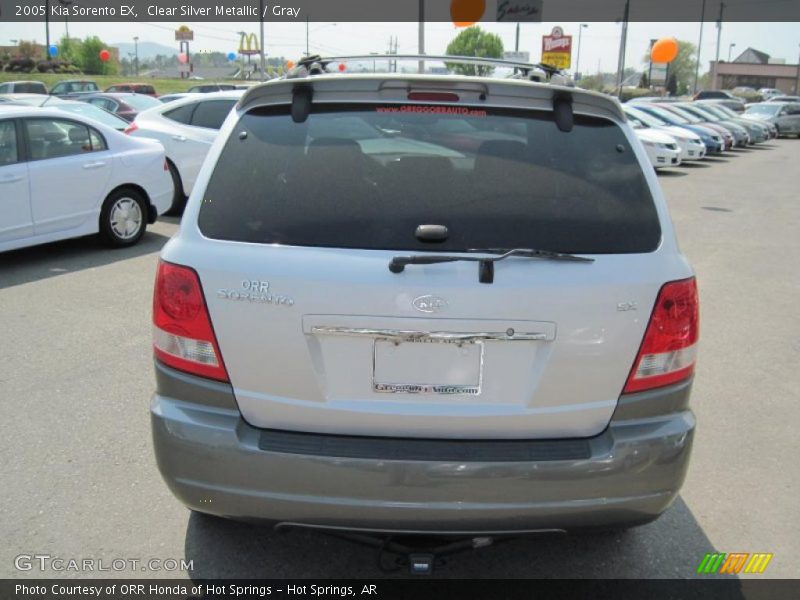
178,53,188,64
99,49,110,62
338,63,346,72
651,38,679,63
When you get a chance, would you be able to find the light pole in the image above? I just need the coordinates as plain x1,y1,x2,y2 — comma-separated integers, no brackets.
133,36,139,76
728,42,736,62
795,43,800,94
615,0,631,96
258,0,265,81
711,2,725,90
575,24,588,79
57,0,73,40
693,0,706,93
44,0,50,60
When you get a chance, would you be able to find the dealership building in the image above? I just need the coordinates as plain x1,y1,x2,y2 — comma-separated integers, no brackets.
710,47,800,93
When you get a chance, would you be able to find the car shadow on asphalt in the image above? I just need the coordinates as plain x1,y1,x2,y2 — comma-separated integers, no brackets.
0,231,171,290
657,170,689,177
679,162,711,169
182,497,743,584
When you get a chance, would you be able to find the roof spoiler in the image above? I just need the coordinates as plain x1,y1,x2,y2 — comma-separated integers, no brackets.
287,54,572,84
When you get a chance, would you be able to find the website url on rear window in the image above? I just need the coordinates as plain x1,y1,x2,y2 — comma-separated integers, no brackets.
377,106,487,116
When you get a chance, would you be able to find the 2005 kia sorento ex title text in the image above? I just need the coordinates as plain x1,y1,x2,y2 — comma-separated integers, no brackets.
150,70,699,535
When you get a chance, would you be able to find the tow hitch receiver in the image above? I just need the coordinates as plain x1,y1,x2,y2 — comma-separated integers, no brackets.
312,531,496,575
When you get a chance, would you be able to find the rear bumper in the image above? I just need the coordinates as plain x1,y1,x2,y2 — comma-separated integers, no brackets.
151,365,695,534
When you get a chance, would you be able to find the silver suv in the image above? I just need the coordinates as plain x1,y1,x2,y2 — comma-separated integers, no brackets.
151,58,699,536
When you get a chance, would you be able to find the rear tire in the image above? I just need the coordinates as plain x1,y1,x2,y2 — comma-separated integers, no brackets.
166,159,187,215
99,188,147,247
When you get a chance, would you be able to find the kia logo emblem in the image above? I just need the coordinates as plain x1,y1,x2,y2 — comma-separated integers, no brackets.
412,295,448,313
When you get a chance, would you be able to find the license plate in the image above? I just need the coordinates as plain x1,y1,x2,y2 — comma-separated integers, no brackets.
373,339,483,395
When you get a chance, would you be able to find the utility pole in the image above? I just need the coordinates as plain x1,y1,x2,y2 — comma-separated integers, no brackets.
258,0,266,80
515,22,520,52
693,0,706,93
45,0,50,60
306,17,309,56
133,36,139,76
728,42,736,62
57,0,73,40
418,0,425,74
712,2,724,90
387,36,397,73
615,0,630,96
576,24,588,79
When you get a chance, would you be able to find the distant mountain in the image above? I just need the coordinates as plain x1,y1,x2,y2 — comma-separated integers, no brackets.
113,41,177,60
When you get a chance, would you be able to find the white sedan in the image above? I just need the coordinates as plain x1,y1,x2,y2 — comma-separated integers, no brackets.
0,105,173,253
126,91,243,212
632,125,682,169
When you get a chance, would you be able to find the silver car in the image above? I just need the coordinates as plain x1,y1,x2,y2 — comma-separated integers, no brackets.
743,102,800,137
151,59,698,537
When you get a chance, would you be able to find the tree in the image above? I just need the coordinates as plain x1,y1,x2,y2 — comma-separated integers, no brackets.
78,36,117,75
639,72,649,88
666,73,678,96
57,35,83,67
577,73,604,91
445,26,503,76
17,40,38,59
643,39,698,94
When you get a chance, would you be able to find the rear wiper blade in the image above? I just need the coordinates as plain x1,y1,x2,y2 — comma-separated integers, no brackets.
388,248,594,284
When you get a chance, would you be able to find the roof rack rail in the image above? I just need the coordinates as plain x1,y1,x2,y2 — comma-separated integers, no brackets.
289,54,571,85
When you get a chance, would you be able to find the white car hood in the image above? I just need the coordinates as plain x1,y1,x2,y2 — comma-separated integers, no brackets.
659,125,700,141
635,128,677,144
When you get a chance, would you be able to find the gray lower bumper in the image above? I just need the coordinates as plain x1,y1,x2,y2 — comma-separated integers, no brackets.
151,366,695,534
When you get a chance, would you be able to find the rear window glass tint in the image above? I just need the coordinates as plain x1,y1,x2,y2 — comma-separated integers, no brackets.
191,100,236,129
123,94,161,110
0,120,18,165
17,82,47,93
164,103,196,124
198,105,661,254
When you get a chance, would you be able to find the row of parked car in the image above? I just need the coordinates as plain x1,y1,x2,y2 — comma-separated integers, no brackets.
624,97,799,169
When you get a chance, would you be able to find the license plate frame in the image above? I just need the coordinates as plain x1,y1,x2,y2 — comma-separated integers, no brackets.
372,338,484,395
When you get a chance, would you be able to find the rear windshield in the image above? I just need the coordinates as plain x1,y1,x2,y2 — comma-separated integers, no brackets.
122,94,161,110
198,104,661,254
56,103,128,130
746,104,780,115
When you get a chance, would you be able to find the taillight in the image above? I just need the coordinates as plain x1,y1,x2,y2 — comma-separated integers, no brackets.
153,260,229,382
124,121,138,135
623,277,699,394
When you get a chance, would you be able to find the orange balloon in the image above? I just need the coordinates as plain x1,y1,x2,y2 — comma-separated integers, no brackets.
451,0,485,27
286,60,295,69
651,38,679,63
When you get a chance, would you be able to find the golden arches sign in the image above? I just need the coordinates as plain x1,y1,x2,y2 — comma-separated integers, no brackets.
239,32,260,56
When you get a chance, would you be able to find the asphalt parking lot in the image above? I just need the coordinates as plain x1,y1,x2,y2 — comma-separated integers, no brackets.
1,140,798,580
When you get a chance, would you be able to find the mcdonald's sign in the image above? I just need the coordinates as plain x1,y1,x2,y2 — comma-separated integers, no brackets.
239,32,260,56
697,552,773,575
